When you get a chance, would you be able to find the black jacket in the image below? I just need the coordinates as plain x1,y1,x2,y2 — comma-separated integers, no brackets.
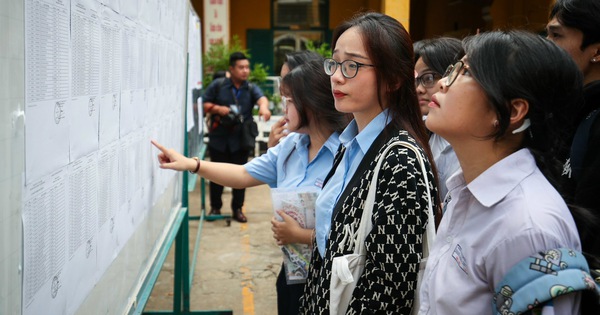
562,80,600,268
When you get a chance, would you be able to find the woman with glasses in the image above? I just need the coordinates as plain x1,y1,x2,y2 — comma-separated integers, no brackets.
414,37,464,200
268,50,323,148
301,12,438,314
414,38,463,117
418,31,583,314
151,59,348,315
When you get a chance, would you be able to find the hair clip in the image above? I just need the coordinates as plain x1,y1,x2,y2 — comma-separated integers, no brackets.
512,118,531,134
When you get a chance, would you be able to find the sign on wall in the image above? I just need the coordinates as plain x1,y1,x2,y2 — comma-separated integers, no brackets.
203,0,229,51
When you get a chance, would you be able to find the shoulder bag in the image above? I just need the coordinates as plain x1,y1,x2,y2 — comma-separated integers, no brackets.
329,141,435,315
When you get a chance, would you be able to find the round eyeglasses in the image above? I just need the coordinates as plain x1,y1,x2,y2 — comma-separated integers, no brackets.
443,60,470,88
323,58,375,79
281,96,293,111
415,72,442,89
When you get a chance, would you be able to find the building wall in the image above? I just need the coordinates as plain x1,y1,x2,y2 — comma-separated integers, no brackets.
410,0,553,41
490,0,552,33
329,0,381,29
191,0,556,70
231,0,271,47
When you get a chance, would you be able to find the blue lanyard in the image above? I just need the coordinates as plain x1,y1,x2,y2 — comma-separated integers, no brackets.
231,86,242,104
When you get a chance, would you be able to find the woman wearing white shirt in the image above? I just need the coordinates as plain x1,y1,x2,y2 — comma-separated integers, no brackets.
152,59,349,315
414,37,464,200
419,31,583,314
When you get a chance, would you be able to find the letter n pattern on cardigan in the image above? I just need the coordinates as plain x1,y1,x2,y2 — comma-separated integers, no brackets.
300,128,438,314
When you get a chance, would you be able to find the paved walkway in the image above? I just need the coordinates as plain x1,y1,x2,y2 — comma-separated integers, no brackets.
144,177,281,314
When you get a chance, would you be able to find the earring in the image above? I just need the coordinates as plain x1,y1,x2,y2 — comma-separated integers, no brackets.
493,120,499,128
592,58,598,63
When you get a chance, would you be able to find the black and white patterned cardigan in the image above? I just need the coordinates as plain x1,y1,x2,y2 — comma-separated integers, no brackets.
300,127,438,314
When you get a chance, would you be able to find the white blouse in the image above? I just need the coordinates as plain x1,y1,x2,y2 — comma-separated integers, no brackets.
418,148,581,315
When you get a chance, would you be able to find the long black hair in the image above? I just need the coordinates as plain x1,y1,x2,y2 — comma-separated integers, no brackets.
463,31,582,173
284,50,322,73
281,59,348,133
331,12,432,165
464,31,600,270
414,37,464,76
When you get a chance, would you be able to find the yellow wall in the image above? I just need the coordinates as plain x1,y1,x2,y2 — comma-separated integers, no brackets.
231,0,271,47
191,0,556,50
383,0,410,30
191,0,270,49
329,0,380,29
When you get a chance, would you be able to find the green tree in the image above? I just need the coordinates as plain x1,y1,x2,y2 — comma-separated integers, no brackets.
202,35,269,87
306,40,332,58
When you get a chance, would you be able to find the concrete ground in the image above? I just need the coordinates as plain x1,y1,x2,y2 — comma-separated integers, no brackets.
144,176,282,314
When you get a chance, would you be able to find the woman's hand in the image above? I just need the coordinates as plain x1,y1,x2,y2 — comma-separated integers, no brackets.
271,211,303,246
151,140,197,172
267,117,288,148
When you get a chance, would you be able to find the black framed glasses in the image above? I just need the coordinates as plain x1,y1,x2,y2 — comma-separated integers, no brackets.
323,58,375,79
415,72,442,88
443,60,470,88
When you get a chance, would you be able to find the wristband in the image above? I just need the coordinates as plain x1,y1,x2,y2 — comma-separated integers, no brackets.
189,157,200,174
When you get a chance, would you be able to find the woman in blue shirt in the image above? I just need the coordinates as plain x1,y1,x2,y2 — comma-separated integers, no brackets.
301,12,438,314
152,58,348,314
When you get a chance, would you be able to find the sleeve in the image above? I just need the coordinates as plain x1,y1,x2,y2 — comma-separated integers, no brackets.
203,80,219,104
250,83,265,105
484,232,580,315
243,138,284,187
348,144,436,314
573,121,600,211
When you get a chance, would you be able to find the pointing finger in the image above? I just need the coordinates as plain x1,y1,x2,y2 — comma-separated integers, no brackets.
151,140,167,153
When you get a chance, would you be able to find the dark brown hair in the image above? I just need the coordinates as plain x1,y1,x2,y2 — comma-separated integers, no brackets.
331,12,431,156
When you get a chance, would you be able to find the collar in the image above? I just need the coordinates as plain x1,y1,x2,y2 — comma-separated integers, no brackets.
339,109,391,153
322,131,342,156
451,149,536,207
224,77,248,89
584,80,600,102
290,132,340,158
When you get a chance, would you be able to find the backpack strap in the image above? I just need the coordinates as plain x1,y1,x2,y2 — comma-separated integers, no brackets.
493,248,600,315
570,109,600,180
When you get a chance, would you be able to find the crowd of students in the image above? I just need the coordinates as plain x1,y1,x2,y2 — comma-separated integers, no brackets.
152,0,600,313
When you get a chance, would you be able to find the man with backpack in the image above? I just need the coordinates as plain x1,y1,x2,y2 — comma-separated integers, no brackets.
203,52,270,222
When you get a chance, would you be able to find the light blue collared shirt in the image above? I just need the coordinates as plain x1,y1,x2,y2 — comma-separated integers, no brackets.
244,132,340,189
315,110,391,257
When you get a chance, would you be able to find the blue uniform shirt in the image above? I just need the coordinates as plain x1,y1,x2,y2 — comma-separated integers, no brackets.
244,132,340,189
315,110,391,257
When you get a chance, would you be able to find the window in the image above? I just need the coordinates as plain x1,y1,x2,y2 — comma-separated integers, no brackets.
273,0,327,28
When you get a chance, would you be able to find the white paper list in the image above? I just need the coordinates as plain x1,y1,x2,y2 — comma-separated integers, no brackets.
69,0,101,160
96,141,120,275
25,0,71,184
67,153,98,258
65,151,99,314
120,18,138,137
23,168,69,315
99,6,122,147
